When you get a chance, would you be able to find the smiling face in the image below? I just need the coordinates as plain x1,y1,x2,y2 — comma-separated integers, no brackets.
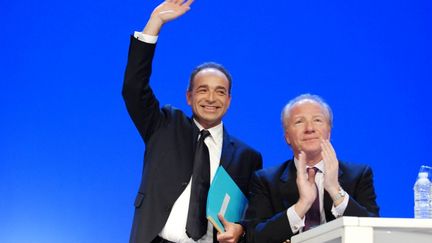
283,100,331,162
186,68,231,129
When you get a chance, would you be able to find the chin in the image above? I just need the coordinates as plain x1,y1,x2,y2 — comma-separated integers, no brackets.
301,145,321,154
202,118,221,127
202,114,221,121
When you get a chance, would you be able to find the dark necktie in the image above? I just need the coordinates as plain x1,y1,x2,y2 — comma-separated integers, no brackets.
186,129,211,240
304,167,320,231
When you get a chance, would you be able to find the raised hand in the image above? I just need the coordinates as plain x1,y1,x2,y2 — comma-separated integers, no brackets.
151,0,194,23
320,139,341,200
216,214,244,243
294,151,318,218
143,0,194,35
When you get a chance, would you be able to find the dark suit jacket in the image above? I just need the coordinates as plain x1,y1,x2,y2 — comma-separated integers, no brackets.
244,159,379,243
122,37,263,243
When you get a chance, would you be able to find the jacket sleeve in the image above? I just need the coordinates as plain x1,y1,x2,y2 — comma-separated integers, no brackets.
344,165,380,217
122,36,164,143
244,173,295,243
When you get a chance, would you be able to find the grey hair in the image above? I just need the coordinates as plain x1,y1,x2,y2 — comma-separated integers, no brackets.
281,93,333,130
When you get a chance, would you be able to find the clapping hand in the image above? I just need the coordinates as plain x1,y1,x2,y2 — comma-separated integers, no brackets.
294,151,319,217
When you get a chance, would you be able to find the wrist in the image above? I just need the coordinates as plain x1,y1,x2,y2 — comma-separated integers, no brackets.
331,187,346,204
143,17,164,36
239,225,246,239
294,199,312,217
326,183,341,196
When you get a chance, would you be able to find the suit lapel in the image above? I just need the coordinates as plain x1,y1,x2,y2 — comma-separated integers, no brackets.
280,160,299,209
191,122,200,150
220,127,234,169
183,120,201,179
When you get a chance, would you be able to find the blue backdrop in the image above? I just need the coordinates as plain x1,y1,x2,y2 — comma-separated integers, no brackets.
1,0,431,242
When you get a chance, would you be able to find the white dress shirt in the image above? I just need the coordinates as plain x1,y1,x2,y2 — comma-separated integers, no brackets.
286,159,349,233
159,118,224,243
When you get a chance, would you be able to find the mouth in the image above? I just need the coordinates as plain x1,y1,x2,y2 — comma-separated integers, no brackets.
201,105,220,112
302,137,319,142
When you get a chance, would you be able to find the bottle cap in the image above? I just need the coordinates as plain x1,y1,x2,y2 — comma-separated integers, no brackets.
418,172,429,178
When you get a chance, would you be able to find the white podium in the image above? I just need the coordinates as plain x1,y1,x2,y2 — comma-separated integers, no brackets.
291,217,432,243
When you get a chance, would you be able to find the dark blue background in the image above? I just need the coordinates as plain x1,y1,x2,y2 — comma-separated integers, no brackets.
1,0,431,242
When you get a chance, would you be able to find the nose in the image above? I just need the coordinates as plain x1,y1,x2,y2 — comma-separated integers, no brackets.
305,120,315,133
207,91,215,102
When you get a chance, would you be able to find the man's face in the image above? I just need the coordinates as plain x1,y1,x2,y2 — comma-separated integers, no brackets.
186,68,231,129
284,100,331,160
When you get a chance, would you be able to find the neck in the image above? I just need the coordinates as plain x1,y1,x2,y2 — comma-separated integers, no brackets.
193,117,222,130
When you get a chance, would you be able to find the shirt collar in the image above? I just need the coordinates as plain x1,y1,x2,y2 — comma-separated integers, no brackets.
193,119,223,145
294,158,325,173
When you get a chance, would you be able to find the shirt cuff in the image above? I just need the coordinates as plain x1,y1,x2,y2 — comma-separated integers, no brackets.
287,206,305,233
133,31,158,44
331,193,349,217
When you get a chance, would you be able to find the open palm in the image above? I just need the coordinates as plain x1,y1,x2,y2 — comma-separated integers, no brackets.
151,0,194,24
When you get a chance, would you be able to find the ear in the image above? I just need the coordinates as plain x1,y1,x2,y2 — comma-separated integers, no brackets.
284,131,291,145
226,94,232,108
186,90,192,106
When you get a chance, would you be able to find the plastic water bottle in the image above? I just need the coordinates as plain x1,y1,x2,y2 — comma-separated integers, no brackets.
414,166,432,218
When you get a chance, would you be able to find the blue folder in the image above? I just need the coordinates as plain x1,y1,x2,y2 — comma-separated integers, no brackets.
206,166,248,232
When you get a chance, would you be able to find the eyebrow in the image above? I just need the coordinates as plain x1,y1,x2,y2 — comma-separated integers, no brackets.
196,85,228,91
215,86,228,91
292,114,326,119
195,84,209,89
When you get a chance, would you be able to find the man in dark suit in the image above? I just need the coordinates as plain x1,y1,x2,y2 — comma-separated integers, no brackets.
244,94,379,243
122,1,262,242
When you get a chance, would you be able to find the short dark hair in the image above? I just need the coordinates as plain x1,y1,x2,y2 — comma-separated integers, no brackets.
188,62,232,94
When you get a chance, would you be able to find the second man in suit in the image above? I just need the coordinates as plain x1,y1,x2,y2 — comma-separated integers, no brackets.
244,94,379,242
